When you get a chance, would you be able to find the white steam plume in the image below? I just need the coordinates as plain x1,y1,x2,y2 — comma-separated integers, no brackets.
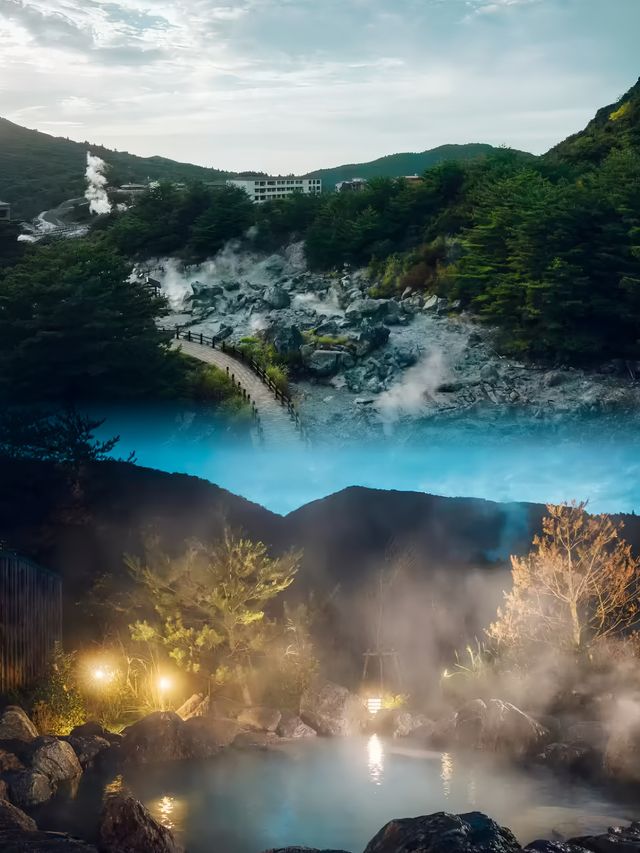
85,152,112,215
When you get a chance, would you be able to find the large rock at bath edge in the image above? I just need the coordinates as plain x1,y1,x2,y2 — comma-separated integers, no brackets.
31,737,82,787
362,811,521,853
300,680,367,736
99,793,183,853
5,769,53,808
277,712,317,739
120,711,188,764
237,706,282,732
0,797,37,831
0,707,38,742
262,849,352,852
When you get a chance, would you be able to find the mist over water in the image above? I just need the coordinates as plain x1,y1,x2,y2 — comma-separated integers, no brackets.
96,407,640,515
80,740,634,853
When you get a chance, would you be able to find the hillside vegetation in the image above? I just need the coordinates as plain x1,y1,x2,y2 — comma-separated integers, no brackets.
0,117,232,220
305,143,502,189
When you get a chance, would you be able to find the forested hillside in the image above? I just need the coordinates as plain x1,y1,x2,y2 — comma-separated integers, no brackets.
305,143,502,189
0,117,232,219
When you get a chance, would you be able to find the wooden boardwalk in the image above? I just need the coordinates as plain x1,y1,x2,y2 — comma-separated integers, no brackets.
172,339,305,446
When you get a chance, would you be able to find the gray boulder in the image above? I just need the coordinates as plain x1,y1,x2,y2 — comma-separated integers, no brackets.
175,693,205,721
265,287,291,309
300,680,367,736
363,811,521,853
0,707,38,742
99,793,183,853
0,747,25,773
345,298,387,323
237,707,281,733
305,350,343,377
354,325,390,357
483,699,549,757
0,829,98,851
564,721,607,749
31,737,82,787
277,712,317,739
262,849,351,853
536,743,596,774
271,324,304,358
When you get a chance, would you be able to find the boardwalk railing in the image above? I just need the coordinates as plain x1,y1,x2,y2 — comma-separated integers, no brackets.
160,325,311,445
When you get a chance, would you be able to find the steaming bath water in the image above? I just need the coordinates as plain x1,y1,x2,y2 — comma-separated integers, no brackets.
46,738,635,852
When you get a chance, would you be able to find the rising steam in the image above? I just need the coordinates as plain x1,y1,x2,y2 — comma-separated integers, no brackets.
85,152,112,215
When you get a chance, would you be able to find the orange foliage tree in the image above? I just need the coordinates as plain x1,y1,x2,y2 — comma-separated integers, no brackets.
488,503,640,656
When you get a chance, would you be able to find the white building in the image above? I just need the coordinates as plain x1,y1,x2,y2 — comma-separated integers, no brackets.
227,175,322,204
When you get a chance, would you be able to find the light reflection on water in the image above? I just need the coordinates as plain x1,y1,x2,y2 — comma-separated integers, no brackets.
367,735,384,785
110,738,634,853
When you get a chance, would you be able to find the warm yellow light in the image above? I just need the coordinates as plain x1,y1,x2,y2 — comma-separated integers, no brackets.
157,676,172,693
92,666,114,685
93,668,106,681
367,696,382,715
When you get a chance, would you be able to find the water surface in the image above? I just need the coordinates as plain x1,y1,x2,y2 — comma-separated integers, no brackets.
104,738,635,852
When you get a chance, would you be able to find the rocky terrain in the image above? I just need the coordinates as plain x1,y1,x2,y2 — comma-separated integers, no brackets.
142,243,640,442
2,680,640,852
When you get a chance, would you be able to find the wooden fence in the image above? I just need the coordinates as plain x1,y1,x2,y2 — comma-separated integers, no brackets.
160,325,312,445
0,552,62,695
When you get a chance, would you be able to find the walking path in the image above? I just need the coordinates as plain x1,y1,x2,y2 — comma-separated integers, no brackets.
171,339,305,446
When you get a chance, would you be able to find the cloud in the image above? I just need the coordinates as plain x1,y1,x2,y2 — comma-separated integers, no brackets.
0,0,637,174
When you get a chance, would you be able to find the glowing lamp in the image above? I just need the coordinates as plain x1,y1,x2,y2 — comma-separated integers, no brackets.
367,695,382,715
157,676,172,693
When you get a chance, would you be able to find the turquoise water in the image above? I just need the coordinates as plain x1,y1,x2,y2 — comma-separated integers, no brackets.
109,738,634,852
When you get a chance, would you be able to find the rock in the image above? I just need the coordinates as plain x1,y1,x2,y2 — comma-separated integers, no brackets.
237,707,282,732
374,710,430,738
68,722,107,739
568,822,640,853
544,371,566,388
265,287,291,309
300,680,367,736
232,731,278,749
423,294,439,311
0,747,25,773
0,829,98,851
454,700,487,748
483,700,549,757
480,363,500,382
305,350,343,377
395,345,419,367
5,769,53,808
362,811,521,853
0,707,38,742
175,693,204,720
213,323,233,341
0,797,37,831
221,280,240,292
262,849,352,853
182,716,243,755
99,793,183,853
31,738,82,787
354,325,390,357
536,743,596,774
271,324,304,358
120,712,189,765
0,779,8,800
277,712,317,739
67,735,112,770
526,843,589,852
345,298,387,323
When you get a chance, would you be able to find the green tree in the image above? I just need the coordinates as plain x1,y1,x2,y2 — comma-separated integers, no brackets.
127,530,301,701
0,241,181,401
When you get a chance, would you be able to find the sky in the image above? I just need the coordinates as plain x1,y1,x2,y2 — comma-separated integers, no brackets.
0,0,638,174
94,407,640,515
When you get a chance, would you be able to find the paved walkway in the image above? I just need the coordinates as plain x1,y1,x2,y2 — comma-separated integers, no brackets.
172,339,304,446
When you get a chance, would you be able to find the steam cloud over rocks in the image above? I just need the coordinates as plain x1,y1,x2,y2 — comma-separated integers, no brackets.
141,239,640,443
85,152,112,215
